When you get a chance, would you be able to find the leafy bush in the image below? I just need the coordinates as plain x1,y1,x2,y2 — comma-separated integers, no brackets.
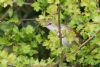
0,0,100,67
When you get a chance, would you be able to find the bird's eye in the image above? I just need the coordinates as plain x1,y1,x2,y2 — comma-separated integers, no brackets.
48,22,52,25
46,22,52,26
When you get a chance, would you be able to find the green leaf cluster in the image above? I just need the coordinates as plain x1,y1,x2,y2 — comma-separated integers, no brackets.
0,0,100,67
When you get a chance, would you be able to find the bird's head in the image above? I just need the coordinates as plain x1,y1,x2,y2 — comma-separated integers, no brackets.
45,21,58,31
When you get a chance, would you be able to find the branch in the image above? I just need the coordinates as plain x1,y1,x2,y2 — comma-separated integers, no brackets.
57,4,64,67
78,36,94,50
22,18,35,21
58,5,62,46
0,9,8,21
23,3,32,5
78,30,100,50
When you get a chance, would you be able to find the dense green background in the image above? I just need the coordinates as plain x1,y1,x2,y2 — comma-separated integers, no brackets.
0,0,100,67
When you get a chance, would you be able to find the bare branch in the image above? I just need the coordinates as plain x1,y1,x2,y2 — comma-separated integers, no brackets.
0,10,8,21
23,3,33,5
78,30,100,50
78,36,94,50
57,4,64,67
22,18,35,21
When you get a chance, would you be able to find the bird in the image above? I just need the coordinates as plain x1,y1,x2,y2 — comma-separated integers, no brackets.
44,22,73,46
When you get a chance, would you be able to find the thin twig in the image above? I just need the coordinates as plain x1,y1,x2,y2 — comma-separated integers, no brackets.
23,3,32,5
78,30,100,50
22,18,35,21
78,36,94,50
0,9,8,21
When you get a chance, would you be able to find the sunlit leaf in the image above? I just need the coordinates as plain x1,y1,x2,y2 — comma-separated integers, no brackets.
8,8,13,17
31,2,41,12
46,4,57,14
7,53,16,64
16,0,24,6
0,50,8,58
47,0,54,3
25,25,34,34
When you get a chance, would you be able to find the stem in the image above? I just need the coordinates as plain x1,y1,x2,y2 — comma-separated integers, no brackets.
78,30,100,50
78,36,94,50
22,19,35,21
57,4,63,67
0,7,9,21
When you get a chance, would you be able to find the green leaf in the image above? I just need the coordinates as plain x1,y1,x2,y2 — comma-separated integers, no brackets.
55,0,60,4
16,0,24,6
25,25,34,34
0,50,8,58
7,53,16,64
0,37,10,45
81,0,89,6
66,53,76,62
94,54,100,59
93,16,100,23
12,25,19,34
9,15,19,24
13,46,19,53
91,37,100,46
31,2,41,12
46,5,57,14
47,0,54,3
0,59,8,67
0,0,13,7
8,8,13,17
36,34,42,43
20,44,31,54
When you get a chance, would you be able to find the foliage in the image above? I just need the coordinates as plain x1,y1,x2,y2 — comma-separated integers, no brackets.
0,0,100,67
